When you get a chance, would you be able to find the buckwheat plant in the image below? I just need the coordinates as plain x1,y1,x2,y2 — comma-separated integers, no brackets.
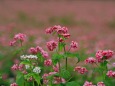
9,25,114,86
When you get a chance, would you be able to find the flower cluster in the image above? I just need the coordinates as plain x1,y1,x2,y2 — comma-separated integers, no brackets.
45,25,70,39
20,55,38,60
83,81,105,86
10,83,18,86
74,66,88,74
11,64,24,71
29,46,49,58
46,40,57,51
70,41,78,49
106,70,115,78
10,33,26,46
44,59,52,66
33,67,41,74
85,57,96,64
96,50,114,62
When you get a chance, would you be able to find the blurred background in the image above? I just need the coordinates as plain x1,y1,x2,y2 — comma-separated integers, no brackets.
0,0,115,85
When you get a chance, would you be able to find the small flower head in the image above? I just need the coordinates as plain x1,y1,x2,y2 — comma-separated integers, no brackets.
97,82,105,86
33,67,41,74
74,66,88,74
83,81,95,86
10,83,18,86
14,33,26,42
41,50,49,58
44,59,52,66
85,57,96,64
70,41,78,49
53,77,66,84
53,63,59,72
9,40,16,46
46,40,57,51
107,70,115,78
11,64,19,71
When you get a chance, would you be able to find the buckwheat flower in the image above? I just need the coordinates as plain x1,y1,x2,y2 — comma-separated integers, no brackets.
29,47,38,54
36,46,43,52
106,70,115,78
58,37,64,42
83,81,95,86
96,50,114,62
74,66,88,74
20,55,38,60
9,40,16,46
25,65,30,69
11,64,19,71
49,72,57,75
62,33,70,39
33,67,41,74
53,77,66,84
44,59,52,66
41,50,49,58
85,57,96,64
97,82,105,86
46,40,57,51
45,27,53,34
96,50,103,62
53,63,59,72
102,50,114,59
42,73,49,84
22,70,28,74
10,83,18,86
52,25,61,31
70,41,78,49
18,64,24,71
14,33,26,42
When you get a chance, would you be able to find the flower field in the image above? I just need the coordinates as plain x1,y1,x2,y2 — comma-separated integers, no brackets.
0,1,115,86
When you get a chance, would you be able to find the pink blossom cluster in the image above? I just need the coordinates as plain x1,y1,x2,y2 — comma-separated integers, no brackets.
46,40,57,51
44,59,52,66
97,82,105,86
83,81,96,86
106,70,115,78
53,63,59,72
45,25,70,39
11,64,27,74
83,81,105,86
29,46,49,58
74,66,88,74
10,33,26,46
85,57,96,64
42,72,66,84
70,41,78,49
96,50,114,62
10,83,18,86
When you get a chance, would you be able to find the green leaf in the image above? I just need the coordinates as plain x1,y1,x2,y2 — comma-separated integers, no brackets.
66,81,80,86
20,60,31,65
60,69,71,79
32,73,40,86
37,53,44,62
16,72,25,86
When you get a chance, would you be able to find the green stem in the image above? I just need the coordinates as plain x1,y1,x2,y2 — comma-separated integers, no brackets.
33,81,34,86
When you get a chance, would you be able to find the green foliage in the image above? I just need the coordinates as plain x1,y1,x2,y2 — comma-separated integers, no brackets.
66,81,80,86
60,69,71,79
16,72,25,86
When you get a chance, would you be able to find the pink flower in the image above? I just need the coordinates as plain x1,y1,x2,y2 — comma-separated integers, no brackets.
29,47,38,54
62,33,70,39
45,27,53,34
85,57,96,64
70,41,78,49
41,50,49,58
107,70,115,78
44,59,52,66
53,77,66,84
83,81,95,86
53,63,59,72
46,40,57,51
11,64,19,71
96,50,114,62
102,50,114,59
18,64,24,71
42,73,49,84
74,66,88,74
97,82,105,86
49,72,57,75
22,70,28,74
9,40,16,46
14,33,26,42
10,83,18,86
